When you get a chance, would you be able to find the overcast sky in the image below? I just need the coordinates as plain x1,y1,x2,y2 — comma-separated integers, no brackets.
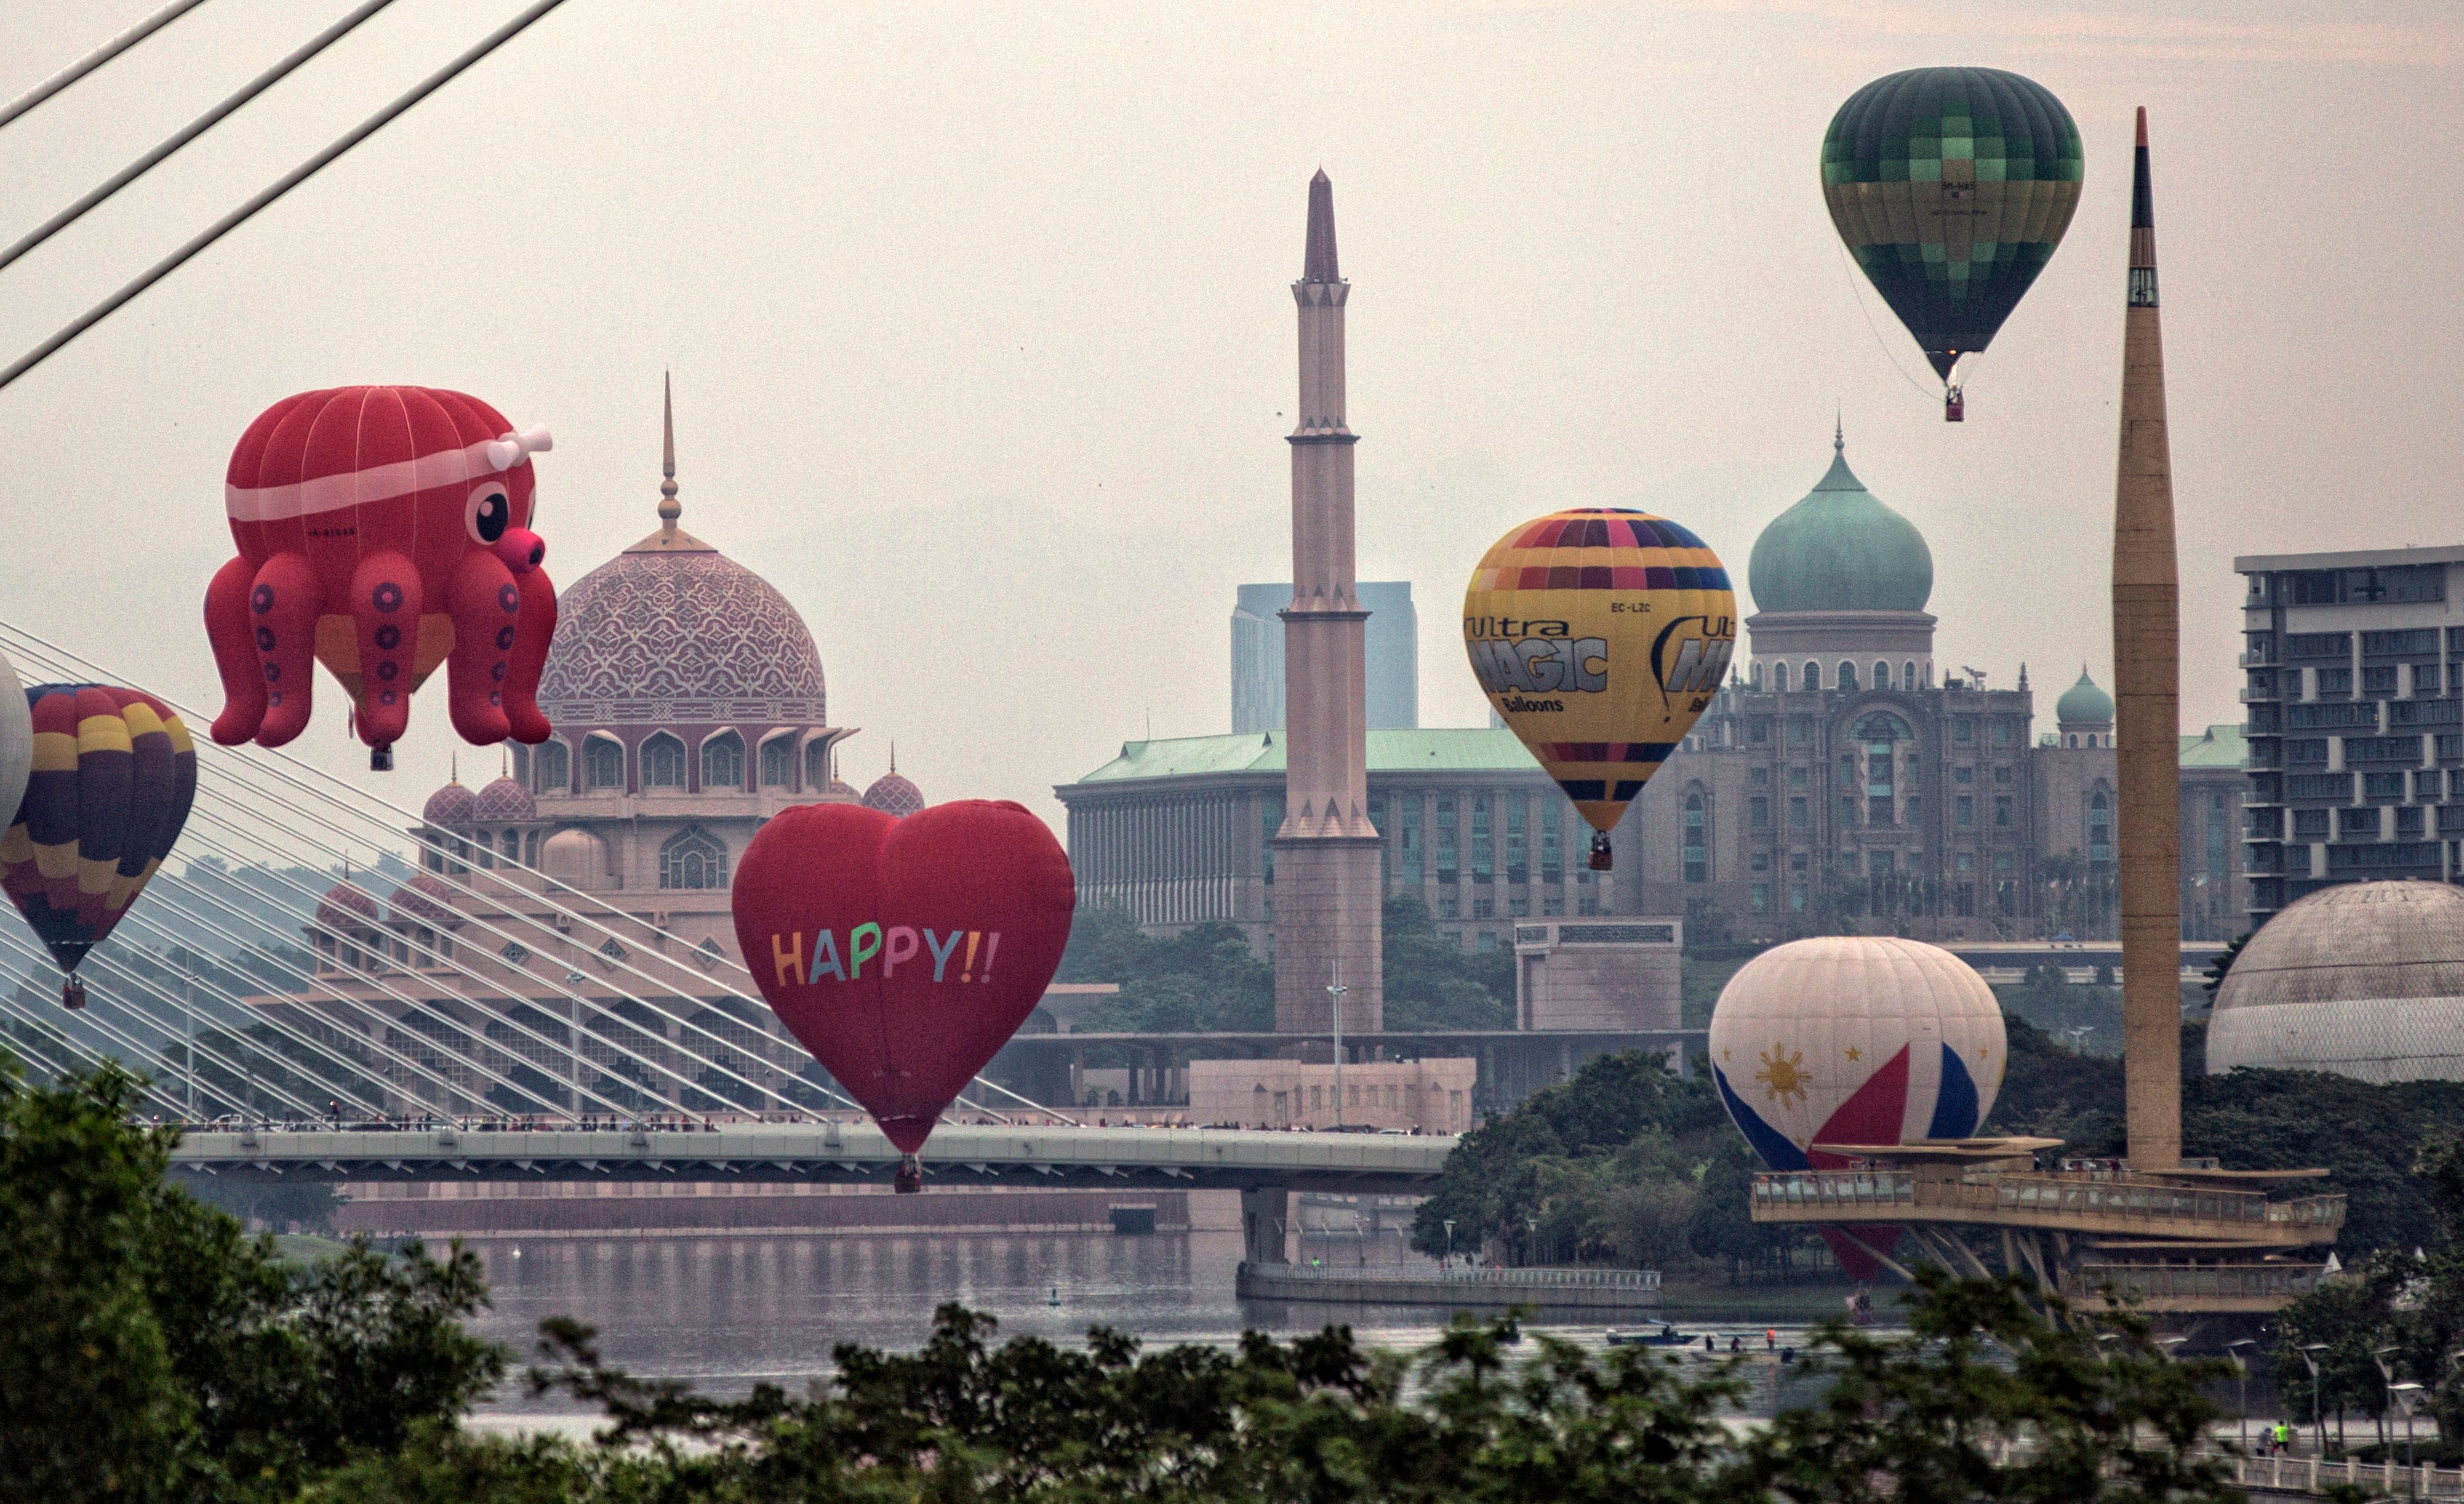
2,0,2458,843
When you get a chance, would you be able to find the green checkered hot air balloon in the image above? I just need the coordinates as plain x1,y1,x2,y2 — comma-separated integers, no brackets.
1823,67,2083,397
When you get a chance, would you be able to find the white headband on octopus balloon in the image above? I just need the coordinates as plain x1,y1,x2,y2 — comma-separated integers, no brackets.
484,424,554,473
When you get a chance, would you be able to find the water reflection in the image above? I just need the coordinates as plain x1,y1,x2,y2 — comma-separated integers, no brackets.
471,1230,1853,1418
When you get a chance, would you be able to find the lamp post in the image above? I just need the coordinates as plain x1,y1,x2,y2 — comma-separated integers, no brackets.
2301,1343,2330,1456
2226,1339,2257,1452
2390,1382,2424,1494
1327,962,1347,1130
1526,1215,1539,1269
1442,1218,1457,1270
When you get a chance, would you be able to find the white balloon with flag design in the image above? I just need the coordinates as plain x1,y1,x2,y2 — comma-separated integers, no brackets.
1708,935,2005,1171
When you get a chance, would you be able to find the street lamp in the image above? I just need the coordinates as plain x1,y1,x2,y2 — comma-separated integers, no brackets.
2225,1339,2258,1452
2390,1382,2425,1491
1526,1215,1539,1269
2301,1343,2330,1456
1442,1218,1457,1270
1326,962,1347,1131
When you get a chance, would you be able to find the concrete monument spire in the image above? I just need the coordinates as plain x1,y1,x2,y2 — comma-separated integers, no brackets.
1273,170,1382,1034
2113,108,2181,1169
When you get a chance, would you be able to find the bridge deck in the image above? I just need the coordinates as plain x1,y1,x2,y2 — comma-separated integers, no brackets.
168,1122,1457,1192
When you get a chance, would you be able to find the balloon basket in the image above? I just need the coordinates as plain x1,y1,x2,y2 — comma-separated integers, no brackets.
370,744,394,772
894,1155,923,1194
1587,832,1613,872
61,977,87,1011
1944,386,1965,422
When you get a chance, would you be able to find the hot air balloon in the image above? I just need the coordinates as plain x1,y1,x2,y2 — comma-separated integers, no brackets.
0,651,29,861
2,685,197,1009
203,386,558,771
1463,508,1735,871
732,798,1075,1191
1822,67,2083,421
1707,936,2005,1276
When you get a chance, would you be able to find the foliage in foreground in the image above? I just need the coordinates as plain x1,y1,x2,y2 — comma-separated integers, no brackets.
0,1063,502,1504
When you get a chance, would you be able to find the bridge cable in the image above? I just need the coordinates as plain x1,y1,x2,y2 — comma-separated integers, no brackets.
0,0,572,395
0,0,215,134
0,0,404,279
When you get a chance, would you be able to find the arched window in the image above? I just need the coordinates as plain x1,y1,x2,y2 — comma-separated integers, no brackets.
702,731,745,792
759,734,795,789
1838,661,1859,693
500,830,520,864
1750,661,1764,690
1682,791,1708,884
2089,790,2114,865
1771,662,1789,693
659,826,727,890
2066,734,2078,747
805,738,830,791
1904,660,1918,692
1874,660,1891,691
511,743,531,785
1802,661,1821,692
536,738,570,794
473,829,493,870
641,733,685,789
522,831,539,865
584,736,623,790
1853,712,1912,828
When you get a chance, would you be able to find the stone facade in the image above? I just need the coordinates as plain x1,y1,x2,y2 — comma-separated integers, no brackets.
1510,918,1682,1030
1188,1056,1475,1132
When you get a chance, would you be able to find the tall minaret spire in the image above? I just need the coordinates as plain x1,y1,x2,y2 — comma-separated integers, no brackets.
1273,169,1382,1035
2113,107,2181,1169
626,371,713,555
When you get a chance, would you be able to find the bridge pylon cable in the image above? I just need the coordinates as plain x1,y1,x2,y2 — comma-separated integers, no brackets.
0,625,823,1122
0,0,404,279
0,0,214,134
0,974,177,1107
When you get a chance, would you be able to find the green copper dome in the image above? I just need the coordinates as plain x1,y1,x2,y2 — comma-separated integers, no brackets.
1747,435,1933,613
2056,667,2113,725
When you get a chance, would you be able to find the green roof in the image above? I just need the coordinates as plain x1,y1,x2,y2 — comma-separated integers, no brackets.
2178,724,2247,769
1747,437,1934,614
2055,668,2114,725
1073,728,1545,785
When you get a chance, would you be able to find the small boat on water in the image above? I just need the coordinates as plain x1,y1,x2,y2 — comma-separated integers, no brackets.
1604,1325,1690,1348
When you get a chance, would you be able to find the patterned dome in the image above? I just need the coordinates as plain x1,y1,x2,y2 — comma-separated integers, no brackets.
2208,882,2464,1084
388,873,460,928
863,770,925,817
472,776,536,822
537,534,826,726
422,780,477,826
315,881,380,931
828,777,859,799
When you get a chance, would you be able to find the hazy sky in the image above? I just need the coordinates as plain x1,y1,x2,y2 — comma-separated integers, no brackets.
3,0,2459,841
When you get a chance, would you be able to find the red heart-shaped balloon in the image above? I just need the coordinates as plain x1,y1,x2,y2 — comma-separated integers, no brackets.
732,799,1075,1154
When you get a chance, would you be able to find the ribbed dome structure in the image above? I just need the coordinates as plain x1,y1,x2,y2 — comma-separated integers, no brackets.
315,881,380,931
1747,435,1933,614
863,769,925,818
2055,669,2114,726
388,873,460,928
472,776,536,822
2208,881,2464,1083
422,781,477,826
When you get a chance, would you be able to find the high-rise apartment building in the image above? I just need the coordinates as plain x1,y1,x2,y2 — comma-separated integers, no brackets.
2235,545,2464,920
1232,581,1418,734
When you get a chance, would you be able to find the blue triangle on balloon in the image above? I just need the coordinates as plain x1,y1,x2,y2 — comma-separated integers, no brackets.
1927,1041,1981,1139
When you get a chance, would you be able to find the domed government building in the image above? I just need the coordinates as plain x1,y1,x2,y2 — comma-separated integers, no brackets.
1059,427,2252,955
252,394,926,1113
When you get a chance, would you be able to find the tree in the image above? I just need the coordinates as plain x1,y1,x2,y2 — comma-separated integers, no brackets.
0,1061,505,1503
1383,893,1514,1032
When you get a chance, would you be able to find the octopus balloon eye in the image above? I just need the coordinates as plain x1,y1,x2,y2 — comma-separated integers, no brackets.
466,486,511,543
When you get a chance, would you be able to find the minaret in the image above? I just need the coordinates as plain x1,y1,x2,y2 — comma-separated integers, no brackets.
1273,172,1382,1034
2113,108,2181,1169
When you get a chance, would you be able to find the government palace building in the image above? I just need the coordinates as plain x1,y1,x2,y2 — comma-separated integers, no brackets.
1057,432,2249,953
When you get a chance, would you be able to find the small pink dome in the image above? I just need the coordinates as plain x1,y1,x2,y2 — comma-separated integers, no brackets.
862,771,924,818
422,781,477,826
388,873,460,929
827,778,859,800
315,882,380,931
472,776,536,822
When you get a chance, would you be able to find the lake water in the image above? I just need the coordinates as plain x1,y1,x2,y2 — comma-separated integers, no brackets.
468,1228,1847,1425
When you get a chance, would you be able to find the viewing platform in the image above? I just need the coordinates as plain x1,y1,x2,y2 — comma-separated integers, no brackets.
1750,1165,2345,1247
1236,1261,1662,1311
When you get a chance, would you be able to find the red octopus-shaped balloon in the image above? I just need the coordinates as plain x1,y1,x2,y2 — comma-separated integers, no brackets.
203,386,557,770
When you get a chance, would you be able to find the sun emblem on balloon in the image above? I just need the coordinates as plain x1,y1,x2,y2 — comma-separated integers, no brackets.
1756,1045,1810,1107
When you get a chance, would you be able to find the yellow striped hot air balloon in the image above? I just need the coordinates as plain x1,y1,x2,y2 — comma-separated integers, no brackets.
1463,509,1735,870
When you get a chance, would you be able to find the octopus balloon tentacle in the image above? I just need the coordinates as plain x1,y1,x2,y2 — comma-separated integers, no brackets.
203,386,557,768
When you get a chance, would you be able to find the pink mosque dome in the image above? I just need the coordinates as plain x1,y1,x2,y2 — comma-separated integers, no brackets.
422,779,477,827
861,750,925,818
388,873,462,929
472,775,537,822
315,880,380,931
